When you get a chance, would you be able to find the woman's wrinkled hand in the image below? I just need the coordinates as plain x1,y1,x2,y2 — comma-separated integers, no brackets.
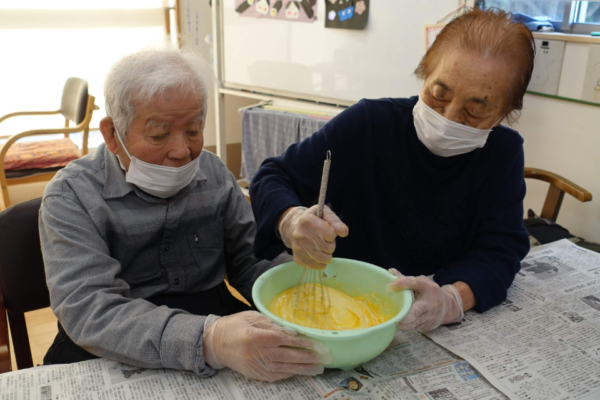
278,205,349,270
386,269,464,332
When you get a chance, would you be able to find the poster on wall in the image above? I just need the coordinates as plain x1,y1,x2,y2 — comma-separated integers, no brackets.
325,0,369,30
582,44,600,104
424,23,446,51
235,0,317,23
527,39,565,96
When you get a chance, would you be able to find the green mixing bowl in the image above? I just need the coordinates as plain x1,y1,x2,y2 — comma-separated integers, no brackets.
252,258,412,370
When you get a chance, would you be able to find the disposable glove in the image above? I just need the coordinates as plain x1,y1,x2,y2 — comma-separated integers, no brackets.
278,205,349,270
203,311,332,382
386,269,464,332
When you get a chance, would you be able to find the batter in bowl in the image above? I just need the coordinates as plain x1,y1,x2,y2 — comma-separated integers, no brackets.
269,284,396,330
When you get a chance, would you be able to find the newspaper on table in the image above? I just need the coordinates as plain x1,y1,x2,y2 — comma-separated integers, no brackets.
6,238,596,400
426,239,600,400
0,330,507,400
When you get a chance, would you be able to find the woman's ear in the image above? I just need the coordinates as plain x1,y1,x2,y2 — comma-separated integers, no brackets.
496,108,514,127
100,117,118,154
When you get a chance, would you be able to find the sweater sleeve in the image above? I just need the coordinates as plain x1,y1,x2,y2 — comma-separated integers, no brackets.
433,145,530,313
250,101,369,260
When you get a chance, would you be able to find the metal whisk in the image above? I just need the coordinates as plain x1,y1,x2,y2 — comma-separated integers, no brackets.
294,269,331,326
294,151,332,327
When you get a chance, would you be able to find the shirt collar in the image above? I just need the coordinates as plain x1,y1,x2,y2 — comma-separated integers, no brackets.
102,144,208,201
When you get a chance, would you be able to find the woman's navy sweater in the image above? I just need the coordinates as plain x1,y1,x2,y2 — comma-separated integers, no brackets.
250,97,530,312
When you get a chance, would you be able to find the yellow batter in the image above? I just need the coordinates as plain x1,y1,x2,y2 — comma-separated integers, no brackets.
268,284,396,331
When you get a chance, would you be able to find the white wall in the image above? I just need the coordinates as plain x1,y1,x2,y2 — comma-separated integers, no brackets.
517,94,600,243
178,0,214,146
179,0,254,148
0,4,166,131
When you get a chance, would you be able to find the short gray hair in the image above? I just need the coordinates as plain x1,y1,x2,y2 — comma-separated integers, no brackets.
104,41,214,136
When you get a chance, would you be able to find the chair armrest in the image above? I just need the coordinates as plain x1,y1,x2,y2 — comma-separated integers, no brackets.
525,167,593,222
0,110,63,139
0,290,11,373
0,110,61,125
1,96,95,174
524,167,592,203
0,131,66,140
0,97,95,145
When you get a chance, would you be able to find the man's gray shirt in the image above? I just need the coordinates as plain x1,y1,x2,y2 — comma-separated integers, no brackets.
39,143,288,375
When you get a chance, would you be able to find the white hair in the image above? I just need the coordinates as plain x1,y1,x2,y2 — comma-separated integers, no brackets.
104,41,214,136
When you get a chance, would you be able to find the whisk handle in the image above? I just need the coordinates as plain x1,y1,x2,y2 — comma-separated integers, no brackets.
317,151,332,219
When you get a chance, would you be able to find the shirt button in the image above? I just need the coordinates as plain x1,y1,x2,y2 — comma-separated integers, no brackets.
174,278,180,286
194,234,199,243
164,246,170,252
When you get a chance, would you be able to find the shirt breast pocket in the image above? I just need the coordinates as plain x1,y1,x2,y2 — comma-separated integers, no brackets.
188,218,226,279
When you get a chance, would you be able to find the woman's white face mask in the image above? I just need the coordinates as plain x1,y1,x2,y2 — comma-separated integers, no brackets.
413,97,502,157
115,127,200,198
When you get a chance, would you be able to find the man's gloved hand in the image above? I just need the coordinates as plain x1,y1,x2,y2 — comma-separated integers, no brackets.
278,205,349,270
203,311,332,382
386,269,464,332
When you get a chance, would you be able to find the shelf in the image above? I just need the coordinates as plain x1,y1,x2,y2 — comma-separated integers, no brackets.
533,31,600,45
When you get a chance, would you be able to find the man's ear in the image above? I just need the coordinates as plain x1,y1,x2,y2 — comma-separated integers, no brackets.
100,117,119,154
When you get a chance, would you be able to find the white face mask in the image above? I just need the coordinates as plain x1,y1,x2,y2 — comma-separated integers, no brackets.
413,97,501,157
114,127,200,199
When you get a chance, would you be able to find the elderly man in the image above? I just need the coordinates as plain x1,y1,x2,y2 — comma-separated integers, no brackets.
40,46,329,382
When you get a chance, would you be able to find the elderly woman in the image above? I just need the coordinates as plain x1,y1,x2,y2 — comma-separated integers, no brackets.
40,45,329,382
250,8,534,332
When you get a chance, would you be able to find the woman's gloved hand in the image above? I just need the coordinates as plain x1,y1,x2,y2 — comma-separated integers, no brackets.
278,205,349,270
385,269,464,332
203,311,332,382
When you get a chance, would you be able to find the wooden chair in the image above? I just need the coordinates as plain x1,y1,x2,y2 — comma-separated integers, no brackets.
0,78,98,210
0,198,50,372
524,167,593,222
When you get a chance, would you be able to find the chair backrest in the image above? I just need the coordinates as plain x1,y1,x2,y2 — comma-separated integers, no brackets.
59,78,89,125
0,197,49,314
0,197,50,370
